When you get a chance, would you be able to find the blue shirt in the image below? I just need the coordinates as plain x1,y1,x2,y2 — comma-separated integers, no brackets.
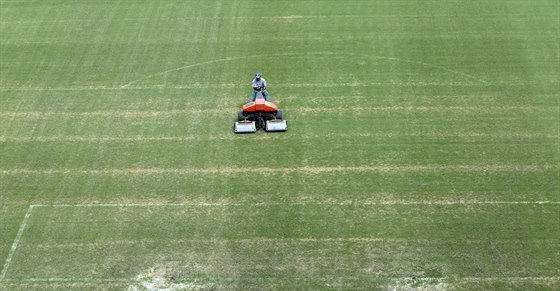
252,78,267,89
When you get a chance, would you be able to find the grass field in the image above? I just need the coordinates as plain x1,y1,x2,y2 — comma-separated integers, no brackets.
1,0,559,290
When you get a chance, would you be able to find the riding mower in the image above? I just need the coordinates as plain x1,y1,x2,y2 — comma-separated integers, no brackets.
234,90,288,133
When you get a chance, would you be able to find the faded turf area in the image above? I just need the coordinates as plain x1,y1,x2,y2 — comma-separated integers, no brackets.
1,0,559,289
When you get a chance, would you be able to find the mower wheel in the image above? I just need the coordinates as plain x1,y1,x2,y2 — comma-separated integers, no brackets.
275,110,283,120
237,111,245,121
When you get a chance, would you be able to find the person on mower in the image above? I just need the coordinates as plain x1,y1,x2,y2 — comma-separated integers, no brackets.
250,72,270,102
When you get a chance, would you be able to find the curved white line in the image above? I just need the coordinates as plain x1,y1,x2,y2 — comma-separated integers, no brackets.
120,52,486,88
120,53,303,88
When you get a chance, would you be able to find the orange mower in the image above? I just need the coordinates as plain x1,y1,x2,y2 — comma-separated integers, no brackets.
234,90,288,133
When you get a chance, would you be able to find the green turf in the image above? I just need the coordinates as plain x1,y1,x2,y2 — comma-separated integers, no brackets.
1,0,559,289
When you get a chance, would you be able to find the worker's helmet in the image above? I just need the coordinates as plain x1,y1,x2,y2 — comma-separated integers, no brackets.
255,73,261,79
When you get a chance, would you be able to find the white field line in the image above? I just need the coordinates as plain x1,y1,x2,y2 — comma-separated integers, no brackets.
0,164,557,176
0,205,35,282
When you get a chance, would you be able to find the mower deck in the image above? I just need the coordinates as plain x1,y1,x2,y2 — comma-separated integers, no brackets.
234,92,287,133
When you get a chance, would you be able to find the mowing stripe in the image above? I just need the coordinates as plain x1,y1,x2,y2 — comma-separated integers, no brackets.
3,13,558,24
1,78,558,92
30,200,560,209
2,276,558,285
0,164,557,176
1,12,558,25
0,105,551,119
8,278,133,283
1,278,133,285
0,109,224,118
23,237,560,250
0,80,555,91
461,276,560,282
0,205,35,282
26,237,391,249
0,132,557,143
